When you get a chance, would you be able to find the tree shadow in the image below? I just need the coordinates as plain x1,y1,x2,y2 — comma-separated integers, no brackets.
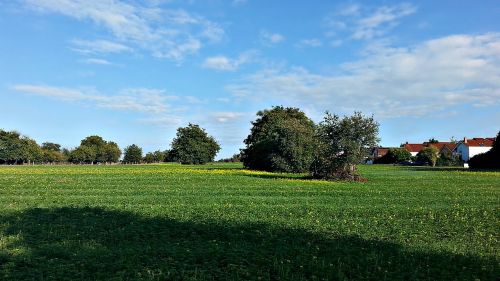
0,207,497,280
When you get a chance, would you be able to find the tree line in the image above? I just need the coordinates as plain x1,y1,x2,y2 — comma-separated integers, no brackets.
0,124,220,165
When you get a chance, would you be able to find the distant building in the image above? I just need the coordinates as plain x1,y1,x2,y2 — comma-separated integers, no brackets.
401,143,425,156
402,142,457,156
454,137,495,162
371,147,390,159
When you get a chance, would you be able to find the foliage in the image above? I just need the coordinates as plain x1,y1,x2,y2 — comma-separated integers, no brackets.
0,129,42,164
241,106,316,172
310,112,379,180
0,164,497,280
428,138,439,144
69,136,121,164
416,146,439,167
436,149,463,167
374,148,412,164
170,124,220,164
123,144,143,164
218,153,241,163
143,150,165,164
469,131,500,169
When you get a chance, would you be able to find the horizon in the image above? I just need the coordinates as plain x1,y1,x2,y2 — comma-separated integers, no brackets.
1,0,499,158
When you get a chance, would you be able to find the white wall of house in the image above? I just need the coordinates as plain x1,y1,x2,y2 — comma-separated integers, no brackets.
469,146,492,160
409,152,418,157
455,143,491,162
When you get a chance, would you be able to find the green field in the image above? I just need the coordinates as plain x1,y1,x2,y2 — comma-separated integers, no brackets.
0,164,498,280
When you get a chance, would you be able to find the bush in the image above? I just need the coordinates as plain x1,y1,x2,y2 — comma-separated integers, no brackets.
416,146,439,167
241,106,315,173
374,148,412,164
310,112,379,181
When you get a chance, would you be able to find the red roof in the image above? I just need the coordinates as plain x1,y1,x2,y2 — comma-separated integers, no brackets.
403,144,425,152
464,138,494,147
423,142,457,151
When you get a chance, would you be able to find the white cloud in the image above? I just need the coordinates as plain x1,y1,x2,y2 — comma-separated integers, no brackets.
260,30,285,45
11,85,175,114
211,112,243,123
202,51,257,71
232,0,247,6
70,39,132,54
24,0,224,61
80,58,112,65
327,3,417,41
226,33,500,118
354,3,417,40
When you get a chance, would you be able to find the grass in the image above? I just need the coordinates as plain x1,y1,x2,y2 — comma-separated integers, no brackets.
0,163,498,280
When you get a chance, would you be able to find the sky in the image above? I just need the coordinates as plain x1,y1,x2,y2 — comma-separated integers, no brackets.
1,0,499,158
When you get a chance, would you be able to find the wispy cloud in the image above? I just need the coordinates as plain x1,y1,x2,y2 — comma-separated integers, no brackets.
260,30,285,46
80,58,113,65
70,39,132,54
11,85,176,114
227,33,500,118
296,38,323,48
327,3,417,41
202,51,257,71
23,0,224,61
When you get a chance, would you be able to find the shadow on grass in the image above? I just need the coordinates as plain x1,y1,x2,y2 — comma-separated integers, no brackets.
0,207,497,280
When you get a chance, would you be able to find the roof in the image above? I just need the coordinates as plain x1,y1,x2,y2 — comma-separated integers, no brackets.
402,143,425,152
424,142,457,151
463,138,495,147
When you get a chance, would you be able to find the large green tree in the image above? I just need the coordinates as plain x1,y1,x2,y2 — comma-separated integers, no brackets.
241,106,316,172
310,112,379,180
0,130,42,164
170,124,220,164
123,144,143,164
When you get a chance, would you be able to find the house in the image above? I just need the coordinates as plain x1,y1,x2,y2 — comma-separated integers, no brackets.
371,147,390,159
454,137,495,162
402,142,457,157
402,143,425,156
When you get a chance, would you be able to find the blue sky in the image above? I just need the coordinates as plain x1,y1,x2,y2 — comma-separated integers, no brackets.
1,0,499,158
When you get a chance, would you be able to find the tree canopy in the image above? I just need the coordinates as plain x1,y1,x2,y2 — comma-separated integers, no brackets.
241,106,316,173
169,124,220,164
68,136,121,164
123,144,143,164
310,112,379,180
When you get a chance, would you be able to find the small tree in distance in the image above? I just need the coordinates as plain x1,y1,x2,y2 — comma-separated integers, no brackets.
310,112,379,181
123,144,143,164
170,124,220,164
416,146,439,167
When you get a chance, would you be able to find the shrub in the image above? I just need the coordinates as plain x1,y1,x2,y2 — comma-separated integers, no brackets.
310,112,379,181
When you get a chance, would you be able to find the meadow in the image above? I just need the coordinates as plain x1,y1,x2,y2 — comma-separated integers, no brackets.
0,164,498,280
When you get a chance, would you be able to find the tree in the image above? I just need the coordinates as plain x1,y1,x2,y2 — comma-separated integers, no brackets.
103,142,121,163
310,112,379,181
428,138,439,144
170,124,220,164
416,146,439,167
374,148,412,164
123,144,143,164
69,146,96,164
469,131,500,169
0,130,43,164
143,152,156,164
241,106,316,172
436,149,462,167
41,142,65,163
